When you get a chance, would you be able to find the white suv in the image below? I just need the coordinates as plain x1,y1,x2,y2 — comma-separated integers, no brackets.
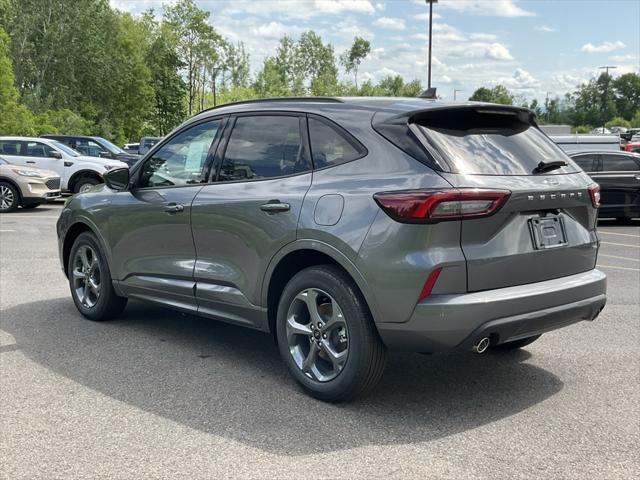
0,137,128,193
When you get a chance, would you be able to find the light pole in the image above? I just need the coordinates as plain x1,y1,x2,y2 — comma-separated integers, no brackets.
426,0,438,89
454,89,461,101
599,65,616,133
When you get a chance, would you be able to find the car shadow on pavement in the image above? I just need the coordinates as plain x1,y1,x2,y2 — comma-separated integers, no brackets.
2,298,564,455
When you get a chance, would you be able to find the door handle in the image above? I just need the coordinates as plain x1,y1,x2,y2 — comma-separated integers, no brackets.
26,160,36,164
164,203,184,214
260,201,290,213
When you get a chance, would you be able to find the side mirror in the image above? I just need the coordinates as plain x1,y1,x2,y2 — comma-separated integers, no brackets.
50,151,62,159
103,167,130,191
98,150,111,158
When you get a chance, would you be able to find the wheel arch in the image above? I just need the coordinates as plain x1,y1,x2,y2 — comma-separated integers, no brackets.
62,219,113,280
262,241,379,337
0,177,23,205
67,170,103,192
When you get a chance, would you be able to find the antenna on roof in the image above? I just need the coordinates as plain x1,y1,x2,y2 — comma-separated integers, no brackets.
419,87,437,99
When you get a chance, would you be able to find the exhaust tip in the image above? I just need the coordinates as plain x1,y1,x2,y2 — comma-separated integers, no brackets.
473,337,491,354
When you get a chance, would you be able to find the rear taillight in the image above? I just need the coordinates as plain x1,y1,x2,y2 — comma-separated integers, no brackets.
373,188,511,223
418,267,442,302
588,183,601,208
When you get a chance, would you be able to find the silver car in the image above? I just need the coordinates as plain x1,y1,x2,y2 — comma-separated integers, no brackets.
57,98,607,401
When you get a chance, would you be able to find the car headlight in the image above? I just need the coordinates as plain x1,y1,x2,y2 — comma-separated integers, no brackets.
14,169,44,178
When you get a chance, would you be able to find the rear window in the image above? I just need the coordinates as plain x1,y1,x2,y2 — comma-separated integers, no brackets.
415,109,579,175
601,154,640,171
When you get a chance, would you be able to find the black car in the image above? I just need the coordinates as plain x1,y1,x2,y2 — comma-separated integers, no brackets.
41,135,139,166
569,150,640,222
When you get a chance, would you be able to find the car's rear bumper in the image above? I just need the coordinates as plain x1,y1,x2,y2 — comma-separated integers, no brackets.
376,269,607,352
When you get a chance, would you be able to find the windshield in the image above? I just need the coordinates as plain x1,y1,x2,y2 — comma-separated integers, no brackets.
51,141,79,157
97,137,125,155
416,109,579,175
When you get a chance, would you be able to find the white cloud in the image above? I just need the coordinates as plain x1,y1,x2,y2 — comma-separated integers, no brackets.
377,66,400,78
609,53,638,62
415,12,443,21
497,68,540,91
469,33,499,42
450,42,514,61
534,25,556,32
220,0,375,19
373,17,406,30
252,21,303,39
438,0,535,17
581,41,626,53
375,2,385,11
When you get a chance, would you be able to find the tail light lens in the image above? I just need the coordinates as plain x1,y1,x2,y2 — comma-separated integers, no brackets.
373,188,511,223
588,183,601,208
418,267,442,302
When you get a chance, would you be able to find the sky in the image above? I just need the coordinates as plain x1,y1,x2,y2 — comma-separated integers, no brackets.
110,0,640,101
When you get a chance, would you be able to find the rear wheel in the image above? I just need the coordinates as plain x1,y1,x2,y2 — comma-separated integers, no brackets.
491,334,541,351
0,182,19,213
68,232,127,321
276,265,387,402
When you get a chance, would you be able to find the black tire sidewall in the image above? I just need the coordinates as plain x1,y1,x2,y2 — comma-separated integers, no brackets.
74,177,99,194
0,182,19,212
68,232,118,320
276,266,380,400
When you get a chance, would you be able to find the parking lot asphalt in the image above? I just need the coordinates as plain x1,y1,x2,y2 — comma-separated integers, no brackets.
1,203,639,479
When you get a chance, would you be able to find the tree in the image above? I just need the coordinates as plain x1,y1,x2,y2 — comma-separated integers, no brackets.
340,37,370,90
0,26,34,135
469,85,514,105
613,73,640,121
296,31,338,95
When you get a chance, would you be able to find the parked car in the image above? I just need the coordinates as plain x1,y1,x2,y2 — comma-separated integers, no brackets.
550,134,620,152
41,135,139,166
122,143,140,155
568,150,640,221
622,136,640,153
57,98,607,401
138,136,162,156
0,137,128,194
0,157,61,212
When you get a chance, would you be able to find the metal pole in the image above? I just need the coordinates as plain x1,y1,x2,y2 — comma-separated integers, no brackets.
428,1,433,88
599,66,616,133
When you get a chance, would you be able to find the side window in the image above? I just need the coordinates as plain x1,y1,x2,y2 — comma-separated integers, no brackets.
572,154,596,172
0,140,22,155
24,141,54,158
139,120,221,188
75,139,103,157
602,154,640,172
219,115,309,182
308,117,365,168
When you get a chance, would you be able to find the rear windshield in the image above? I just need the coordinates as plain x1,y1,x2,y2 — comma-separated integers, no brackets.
415,109,579,175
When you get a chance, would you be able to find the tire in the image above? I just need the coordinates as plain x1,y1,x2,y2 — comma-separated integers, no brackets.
68,232,127,321
23,203,41,209
74,177,99,194
0,182,20,213
490,334,541,351
276,265,387,402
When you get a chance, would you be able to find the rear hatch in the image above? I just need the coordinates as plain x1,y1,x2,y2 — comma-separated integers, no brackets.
411,106,599,292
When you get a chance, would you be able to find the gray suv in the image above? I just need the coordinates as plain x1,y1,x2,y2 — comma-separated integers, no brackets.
57,97,607,401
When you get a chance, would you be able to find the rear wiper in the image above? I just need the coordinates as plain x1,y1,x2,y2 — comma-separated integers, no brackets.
533,160,567,174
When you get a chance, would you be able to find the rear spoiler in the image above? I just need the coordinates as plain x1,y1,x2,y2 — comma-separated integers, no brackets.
371,104,537,172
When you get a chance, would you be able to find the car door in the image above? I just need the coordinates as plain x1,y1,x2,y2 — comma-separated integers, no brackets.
591,153,640,217
191,113,313,329
0,139,24,165
10,140,56,169
108,118,226,313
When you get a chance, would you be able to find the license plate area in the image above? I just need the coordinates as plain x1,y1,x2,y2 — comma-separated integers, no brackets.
528,215,568,250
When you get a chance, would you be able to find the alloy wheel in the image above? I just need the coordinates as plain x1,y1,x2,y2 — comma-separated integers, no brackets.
78,183,94,194
72,245,102,308
0,185,15,211
286,288,349,382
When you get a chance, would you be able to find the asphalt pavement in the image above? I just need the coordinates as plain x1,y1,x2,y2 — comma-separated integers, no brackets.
1,203,638,479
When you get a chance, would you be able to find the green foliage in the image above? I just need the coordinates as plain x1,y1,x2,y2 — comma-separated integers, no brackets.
573,125,592,133
469,85,514,105
340,37,370,89
605,116,631,129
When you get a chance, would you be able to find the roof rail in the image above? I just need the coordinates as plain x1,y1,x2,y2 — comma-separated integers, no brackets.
198,96,344,114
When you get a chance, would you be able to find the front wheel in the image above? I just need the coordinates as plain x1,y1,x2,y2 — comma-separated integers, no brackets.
490,334,541,351
0,182,19,212
276,265,387,402
68,232,127,321
74,177,99,194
